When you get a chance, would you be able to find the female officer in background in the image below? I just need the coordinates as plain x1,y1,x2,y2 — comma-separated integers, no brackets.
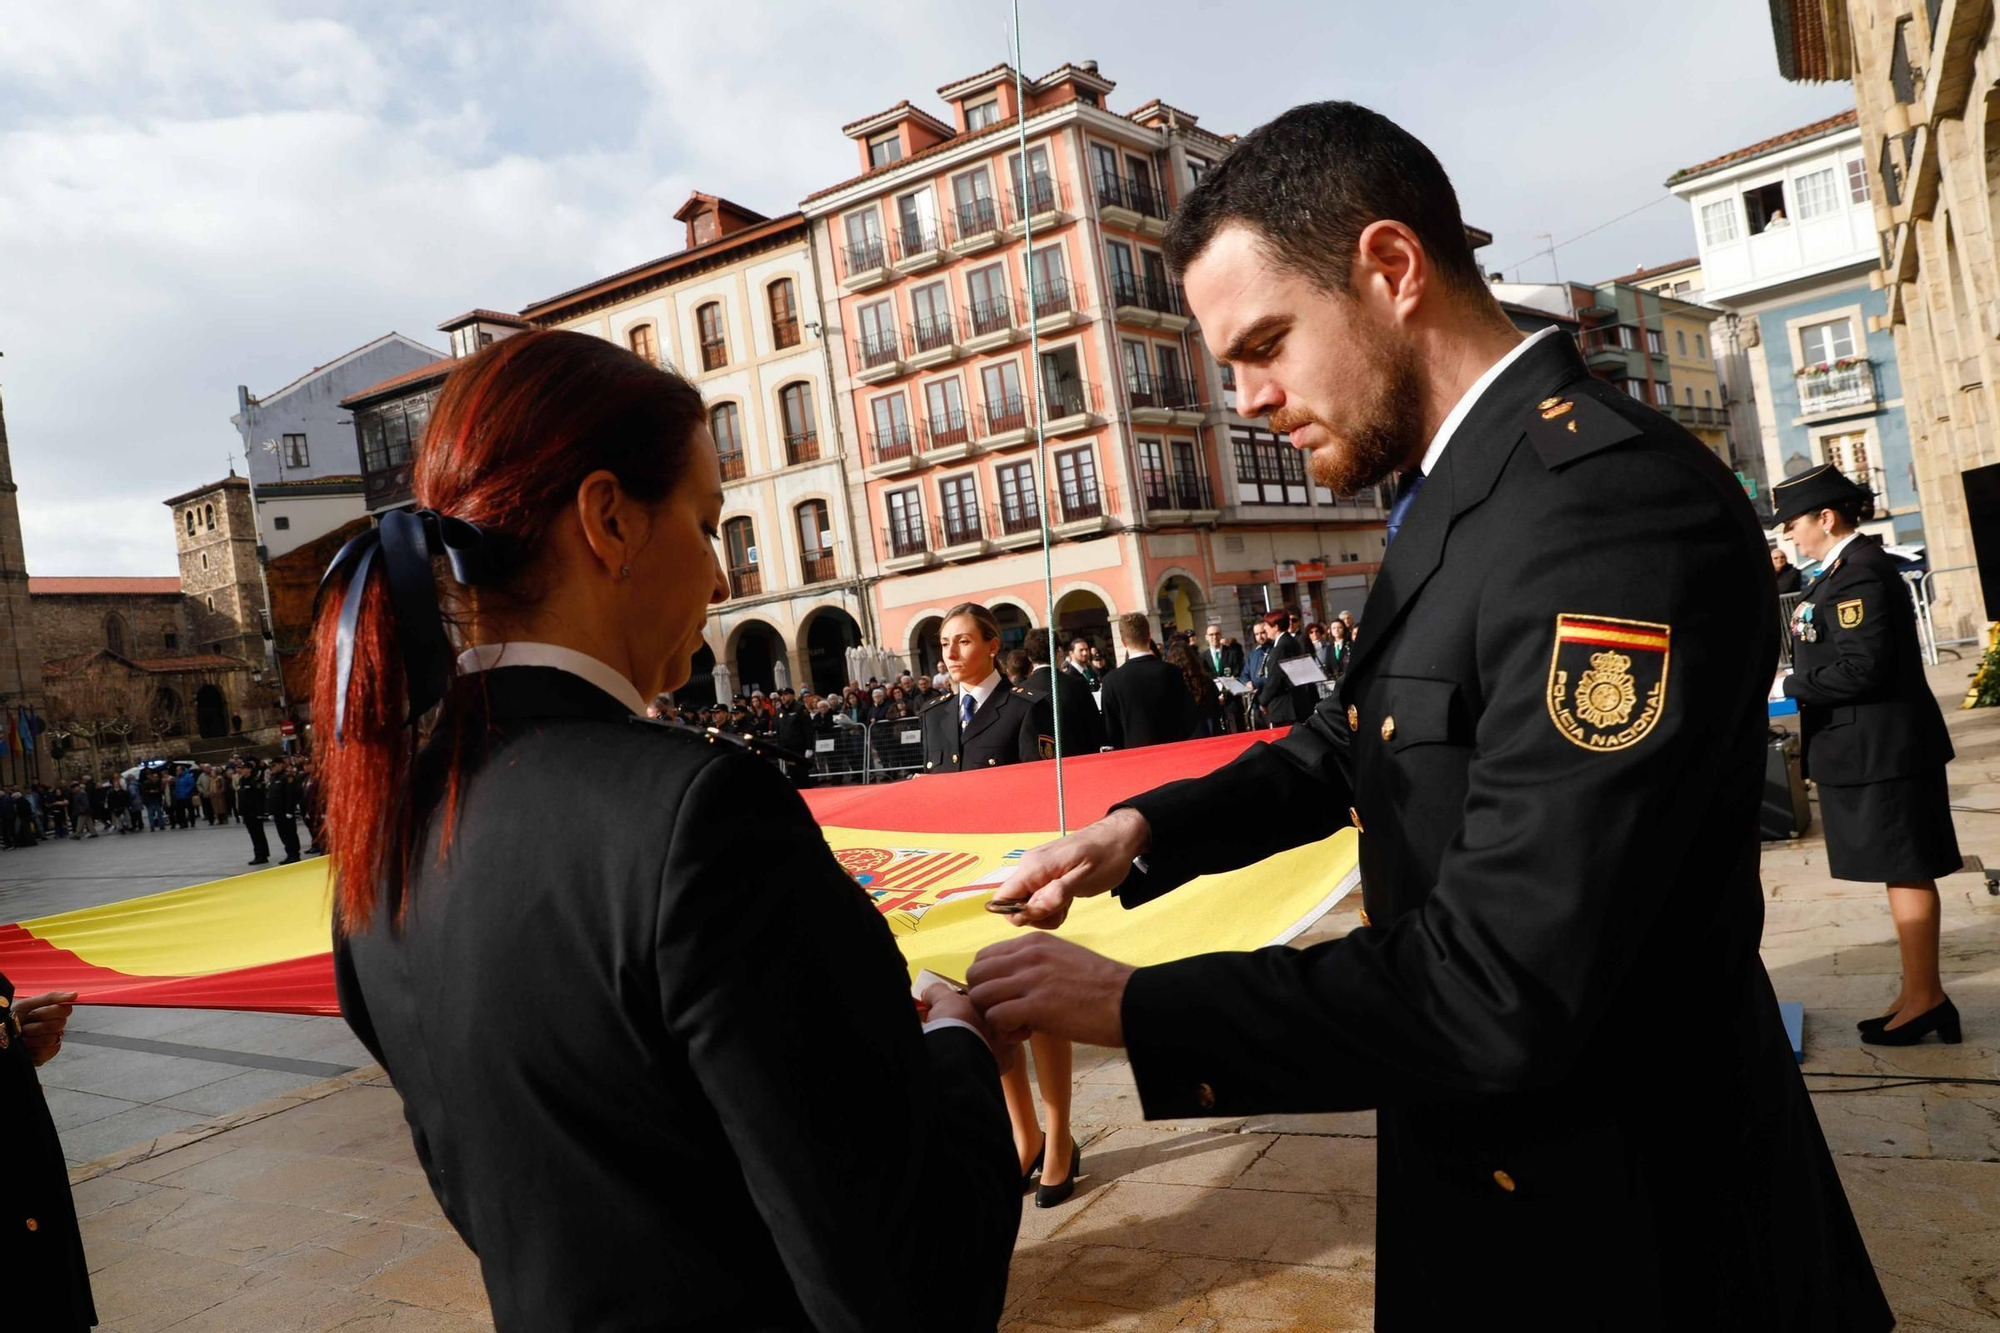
918,602,1035,776
918,603,1083,1206
1774,464,1961,1046
317,330,1018,1330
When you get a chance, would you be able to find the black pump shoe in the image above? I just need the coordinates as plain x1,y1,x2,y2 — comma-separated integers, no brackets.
1035,1146,1081,1209
1861,997,1961,1046
1020,1144,1044,1196
1856,1011,1897,1033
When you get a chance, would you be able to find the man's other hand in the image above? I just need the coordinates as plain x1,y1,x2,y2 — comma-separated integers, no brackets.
16,991,77,1068
966,936,1134,1048
921,983,1016,1074
987,808,1151,929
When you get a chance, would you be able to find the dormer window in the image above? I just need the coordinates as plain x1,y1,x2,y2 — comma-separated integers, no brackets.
966,99,998,131
868,133,902,168
1076,89,1099,107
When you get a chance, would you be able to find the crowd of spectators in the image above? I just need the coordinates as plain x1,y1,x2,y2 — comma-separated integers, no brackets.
0,756,321,867
646,607,1360,784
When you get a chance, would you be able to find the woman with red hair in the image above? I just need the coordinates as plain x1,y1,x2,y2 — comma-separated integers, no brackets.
315,330,1017,1330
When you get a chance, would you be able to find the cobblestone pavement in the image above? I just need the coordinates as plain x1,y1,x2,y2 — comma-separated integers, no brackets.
2,816,371,1166
55,661,2000,1329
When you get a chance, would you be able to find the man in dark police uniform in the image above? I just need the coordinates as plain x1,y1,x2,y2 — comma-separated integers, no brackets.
1016,628,1105,759
971,103,1891,1330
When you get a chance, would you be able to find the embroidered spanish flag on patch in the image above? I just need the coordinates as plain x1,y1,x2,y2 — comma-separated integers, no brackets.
1546,614,1671,753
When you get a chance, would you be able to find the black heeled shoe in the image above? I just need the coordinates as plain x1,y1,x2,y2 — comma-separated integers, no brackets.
1861,997,1961,1046
1856,1011,1897,1033
1020,1144,1044,1196
1034,1145,1081,1209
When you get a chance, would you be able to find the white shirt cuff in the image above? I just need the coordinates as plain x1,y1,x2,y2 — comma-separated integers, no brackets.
921,1016,991,1054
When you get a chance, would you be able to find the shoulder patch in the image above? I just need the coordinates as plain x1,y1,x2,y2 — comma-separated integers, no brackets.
1525,385,1647,471
1545,614,1671,752
1836,598,1864,629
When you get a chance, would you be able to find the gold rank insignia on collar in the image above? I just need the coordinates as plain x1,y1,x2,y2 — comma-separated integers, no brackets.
1539,400,1574,420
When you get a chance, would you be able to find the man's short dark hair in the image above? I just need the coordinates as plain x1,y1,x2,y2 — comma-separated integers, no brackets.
1025,628,1055,666
1164,101,1485,300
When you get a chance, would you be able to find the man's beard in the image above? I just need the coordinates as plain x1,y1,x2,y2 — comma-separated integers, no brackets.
1270,348,1427,496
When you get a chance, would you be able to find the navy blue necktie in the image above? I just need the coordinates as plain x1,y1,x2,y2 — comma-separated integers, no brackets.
959,692,975,730
1385,469,1426,546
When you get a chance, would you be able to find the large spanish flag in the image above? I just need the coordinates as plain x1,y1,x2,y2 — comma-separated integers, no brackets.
0,734,1357,1014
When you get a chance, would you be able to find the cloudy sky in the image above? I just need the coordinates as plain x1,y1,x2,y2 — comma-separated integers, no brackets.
1,0,1852,575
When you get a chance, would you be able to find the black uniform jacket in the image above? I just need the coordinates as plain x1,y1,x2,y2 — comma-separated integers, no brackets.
1109,335,1890,1331
336,668,1017,1332
1017,664,1105,758
920,680,1035,773
1201,641,1245,679
1099,654,1198,750
1,972,96,1333
1783,534,1953,785
1257,631,1320,724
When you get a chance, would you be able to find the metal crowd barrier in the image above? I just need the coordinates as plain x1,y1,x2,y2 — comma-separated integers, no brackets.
865,717,926,782
1910,563,1981,666
1776,591,1803,668
809,723,869,785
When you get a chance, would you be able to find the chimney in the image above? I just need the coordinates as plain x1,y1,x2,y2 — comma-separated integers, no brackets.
1080,59,1099,74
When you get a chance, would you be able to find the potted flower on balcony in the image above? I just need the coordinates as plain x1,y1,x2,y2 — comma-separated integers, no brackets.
1794,355,1865,380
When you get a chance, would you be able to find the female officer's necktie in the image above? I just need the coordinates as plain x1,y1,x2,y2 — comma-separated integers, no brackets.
960,692,975,731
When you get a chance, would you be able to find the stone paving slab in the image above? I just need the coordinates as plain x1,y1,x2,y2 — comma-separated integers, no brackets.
49,659,2000,1328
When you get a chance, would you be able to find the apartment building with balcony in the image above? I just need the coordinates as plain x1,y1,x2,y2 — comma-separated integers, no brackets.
1489,280,1735,462
519,193,867,703
1668,111,1923,549
802,60,1421,672
1770,0,1998,642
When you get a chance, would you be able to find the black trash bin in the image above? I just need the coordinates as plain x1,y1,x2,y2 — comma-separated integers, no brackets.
1762,728,1811,841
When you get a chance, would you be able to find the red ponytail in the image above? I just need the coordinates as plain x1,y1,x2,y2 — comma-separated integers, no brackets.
314,331,705,934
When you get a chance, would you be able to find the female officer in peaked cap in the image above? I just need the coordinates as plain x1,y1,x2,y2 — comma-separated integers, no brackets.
1774,463,1962,1045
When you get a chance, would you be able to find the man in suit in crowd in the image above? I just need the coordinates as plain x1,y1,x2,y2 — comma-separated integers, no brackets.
1201,622,1248,733
1771,544,1803,595
1099,613,1197,751
1062,636,1102,691
970,100,1889,1331
1016,629,1105,758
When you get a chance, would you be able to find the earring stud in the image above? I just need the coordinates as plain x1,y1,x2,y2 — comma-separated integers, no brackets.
620,565,631,580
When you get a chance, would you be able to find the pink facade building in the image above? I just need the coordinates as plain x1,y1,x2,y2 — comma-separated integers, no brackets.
803,61,1467,673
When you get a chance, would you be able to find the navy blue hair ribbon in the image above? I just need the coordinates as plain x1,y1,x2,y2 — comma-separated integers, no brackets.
316,508,491,742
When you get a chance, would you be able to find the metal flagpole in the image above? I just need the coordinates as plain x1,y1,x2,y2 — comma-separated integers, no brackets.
1011,1,1064,834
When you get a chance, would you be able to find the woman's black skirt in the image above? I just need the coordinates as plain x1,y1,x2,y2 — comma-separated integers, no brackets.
1818,766,1962,882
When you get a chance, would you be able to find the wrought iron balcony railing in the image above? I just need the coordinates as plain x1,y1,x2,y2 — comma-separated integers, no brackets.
717,450,747,482
784,430,820,466
923,408,972,451
1798,361,1879,416
1093,172,1167,220
870,423,914,464
953,197,1002,240
799,549,836,584
857,330,901,370
728,565,762,599
843,237,889,276
909,313,956,355
1127,371,1201,411
965,296,1013,338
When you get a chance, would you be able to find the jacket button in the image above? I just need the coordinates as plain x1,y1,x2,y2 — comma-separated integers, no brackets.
1358,908,1372,927
925,762,933,770
1380,715,1396,742
1492,1169,1516,1193
24,1217,37,1231
1349,806,1364,832
1195,1082,1216,1110
1346,705,1359,731
987,758,997,766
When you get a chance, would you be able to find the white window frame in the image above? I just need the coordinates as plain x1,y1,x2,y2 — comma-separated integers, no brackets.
1799,317,1856,365
1792,165,1840,220
965,99,999,131
1701,198,1741,246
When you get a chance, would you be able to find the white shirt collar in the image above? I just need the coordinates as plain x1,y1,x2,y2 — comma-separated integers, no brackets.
1124,648,1153,660
960,669,1003,714
1819,532,1863,571
455,642,648,716
1419,325,1561,476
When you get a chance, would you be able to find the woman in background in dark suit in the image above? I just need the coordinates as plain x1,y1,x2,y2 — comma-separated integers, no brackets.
317,331,1018,1331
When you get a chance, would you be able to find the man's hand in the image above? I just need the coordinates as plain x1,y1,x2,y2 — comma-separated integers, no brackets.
988,807,1151,929
15,991,77,1068
920,983,1016,1074
965,936,1134,1048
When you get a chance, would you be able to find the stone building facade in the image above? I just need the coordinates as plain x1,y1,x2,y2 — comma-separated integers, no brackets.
165,476,269,667
0,383,49,785
1772,0,2000,643
30,578,188,659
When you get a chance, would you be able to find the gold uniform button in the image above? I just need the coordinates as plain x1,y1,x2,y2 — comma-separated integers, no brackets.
1346,705,1359,732
24,1217,37,1232
986,758,997,766
1349,806,1364,832
1195,1082,1217,1111
1492,1170,1516,1193
1380,715,1396,742
1358,908,1372,927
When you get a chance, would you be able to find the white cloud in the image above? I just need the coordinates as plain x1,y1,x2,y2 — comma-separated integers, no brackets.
2,0,1855,577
